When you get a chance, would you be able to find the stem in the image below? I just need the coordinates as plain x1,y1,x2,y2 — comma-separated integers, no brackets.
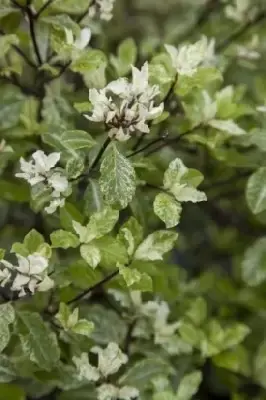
90,136,111,170
216,10,266,52
127,137,163,158
35,0,55,18
67,270,119,306
124,320,137,354
27,7,43,65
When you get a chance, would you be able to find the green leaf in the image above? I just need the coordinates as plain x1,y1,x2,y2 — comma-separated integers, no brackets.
0,384,25,400
246,167,266,214
71,50,106,73
254,340,266,389
222,324,250,349
80,244,101,269
60,202,84,232
85,207,119,242
72,320,94,337
153,392,176,400
50,230,80,249
41,14,79,33
23,229,44,254
134,231,178,261
178,322,199,347
84,179,105,216
0,87,25,131
82,304,127,345
242,237,266,286
186,297,207,326
50,0,88,14
213,346,251,376
0,355,16,383
0,304,14,353
119,358,174,389
68,261,102,289
111,38,137,76
42,130,96,155
99,143,136,209
119,266,152,291
0,250,5,260
176,67,222,97
17,312,60,371
58,386,97,400
95,236,129,269
30,184,51,213
176,371,202,400
0,34,19,57
154,193,182,228
66,157,84,179
0,180,30,203
209,119,245,136
118,217,143,256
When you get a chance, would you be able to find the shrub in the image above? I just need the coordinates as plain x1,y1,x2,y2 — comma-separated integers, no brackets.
1,0,266,399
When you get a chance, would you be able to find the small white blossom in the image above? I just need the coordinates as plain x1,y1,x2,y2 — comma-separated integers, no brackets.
86,62,163,142
91,342,128,377
257,105,266,113
16,151,70,215
65,27,91,50
0,253,53,297
89,0,116,21
73,353,100,382
165,36,216,77
97,384,139,400
225,0,257,22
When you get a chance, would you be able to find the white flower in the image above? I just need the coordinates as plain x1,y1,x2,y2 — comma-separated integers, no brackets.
1,253,52,297
89,0,116,21
91,342,128,377
45,197,66,214
86,63,163,142
65,27,91,50
165,36,216,77
16,151,60,186
16,151,69,215
73,353,100,382
225,0,256,22
97,384,139,400
257,105,266,113
48,173,69,194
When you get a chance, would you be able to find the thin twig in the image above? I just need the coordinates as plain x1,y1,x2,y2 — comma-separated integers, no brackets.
216,10,266,52
0,29,37,69
127,137,163,158
35,0,55,18
67,270,119,305
0,76,41,97
27,7,43,65
90,136,111,170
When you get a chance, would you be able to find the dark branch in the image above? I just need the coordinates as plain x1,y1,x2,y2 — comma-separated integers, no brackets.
67,269,119,306
216,10,266,52
26,7,43,65
35,0,55,18
90,136,111,170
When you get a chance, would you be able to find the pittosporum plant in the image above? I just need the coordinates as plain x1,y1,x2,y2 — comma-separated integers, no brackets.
1,0,266,399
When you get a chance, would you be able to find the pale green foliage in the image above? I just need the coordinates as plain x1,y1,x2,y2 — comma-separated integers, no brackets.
1,0,266,399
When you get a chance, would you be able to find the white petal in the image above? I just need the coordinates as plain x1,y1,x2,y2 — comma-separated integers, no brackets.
75,28,91,50
32,150,48,173
48,173,68,193
147,103,164,120
12,274,30,291
45,152,61,170
107,78,129,96
16,255,30,274
28,253,48,275
132,62,149,94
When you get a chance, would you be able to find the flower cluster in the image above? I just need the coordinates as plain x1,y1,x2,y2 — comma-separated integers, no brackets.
15,151,70,214
89,0,116,21
165,36,215,77
86,62,164,141
73,342,139,400
0,253,53,297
